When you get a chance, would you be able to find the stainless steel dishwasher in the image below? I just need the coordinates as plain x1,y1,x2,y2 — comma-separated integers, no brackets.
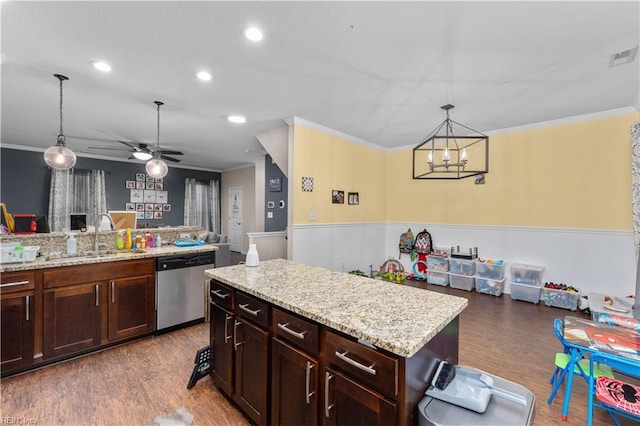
156,251,215,333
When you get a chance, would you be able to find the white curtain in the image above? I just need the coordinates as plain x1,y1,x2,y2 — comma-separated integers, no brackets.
184,178,220,233
48,168,107,232
48,169,73,232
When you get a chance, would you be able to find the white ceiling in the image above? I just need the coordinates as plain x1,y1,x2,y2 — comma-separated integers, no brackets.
2,1,639,172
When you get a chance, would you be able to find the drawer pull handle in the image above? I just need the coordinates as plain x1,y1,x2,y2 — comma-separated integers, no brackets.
224,314,232,343
238,303,261,316
1,280,30,288
335,351,377,375
95,284,100,307
234,320,243,349
111,281,115,303
325,372,334,418
25,295,30,321
212,289,229,300
305,361,315,404
277,322,306,340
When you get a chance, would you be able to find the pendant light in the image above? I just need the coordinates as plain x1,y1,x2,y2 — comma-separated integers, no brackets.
145,101,168,179
44,74,77,170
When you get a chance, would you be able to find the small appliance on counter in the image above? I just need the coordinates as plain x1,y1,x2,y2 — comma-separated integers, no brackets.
418,361,535,425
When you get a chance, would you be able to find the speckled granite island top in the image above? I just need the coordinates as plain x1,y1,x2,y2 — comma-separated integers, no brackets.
205,258,468,358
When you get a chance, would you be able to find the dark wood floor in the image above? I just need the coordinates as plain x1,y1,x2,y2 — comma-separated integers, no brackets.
1,273,631,425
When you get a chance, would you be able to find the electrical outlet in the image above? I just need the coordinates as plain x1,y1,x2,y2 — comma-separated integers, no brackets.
180,233,190,239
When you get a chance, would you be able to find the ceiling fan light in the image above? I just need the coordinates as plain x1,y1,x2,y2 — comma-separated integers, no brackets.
44,144,76,170
146,158,168,179
133,151,153,160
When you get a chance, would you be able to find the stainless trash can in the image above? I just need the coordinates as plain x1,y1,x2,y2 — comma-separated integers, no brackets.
418,366,535,426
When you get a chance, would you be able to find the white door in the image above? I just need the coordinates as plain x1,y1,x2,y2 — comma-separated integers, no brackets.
229,186,242,252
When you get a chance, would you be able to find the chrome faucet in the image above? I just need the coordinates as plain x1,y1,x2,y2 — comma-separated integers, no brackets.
94,213,115,254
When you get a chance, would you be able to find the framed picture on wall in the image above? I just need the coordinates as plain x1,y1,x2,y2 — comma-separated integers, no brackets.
145,212,153,219
135,181,145,190
136,173,145,182
136,211,144,219
269,177,282,192
125,203,135,211
125,180,135,189
135,203,144,211
163,204,171,211
154,211,163,219
348,192,359,205
332,190,344,204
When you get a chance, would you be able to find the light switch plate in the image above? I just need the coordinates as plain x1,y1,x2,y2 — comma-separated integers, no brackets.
267,212,273,218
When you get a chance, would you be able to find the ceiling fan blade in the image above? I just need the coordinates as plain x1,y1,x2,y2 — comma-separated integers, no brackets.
161,154,181,163
117,140,140,150
157,149,184,155
87,146,132,152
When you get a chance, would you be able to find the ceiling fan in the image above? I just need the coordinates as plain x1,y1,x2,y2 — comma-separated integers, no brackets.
86,140,184,162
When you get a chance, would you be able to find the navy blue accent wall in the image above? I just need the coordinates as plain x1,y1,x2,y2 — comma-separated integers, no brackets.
0,148,221,227
264,154,287,232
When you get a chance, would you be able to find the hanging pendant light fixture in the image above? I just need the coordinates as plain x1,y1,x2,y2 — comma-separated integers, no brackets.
145,101,168,179
412,104,488,180
44,74,77,170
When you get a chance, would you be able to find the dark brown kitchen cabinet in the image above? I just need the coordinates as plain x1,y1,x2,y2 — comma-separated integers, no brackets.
272,338,318,426
210,302,234,396
323,367,396,426
1,271,36,376
234,318,269,425
43,259,155,361
108,274,155,341
209,279,269,426
43,282,103,359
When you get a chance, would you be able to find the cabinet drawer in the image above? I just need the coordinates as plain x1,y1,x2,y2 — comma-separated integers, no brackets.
209,280,234,310
0,271,35,294
325,330,398,398
235,292,269,328
272,307,319,355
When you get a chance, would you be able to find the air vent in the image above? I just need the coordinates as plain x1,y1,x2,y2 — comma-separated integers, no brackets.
609,46,638,67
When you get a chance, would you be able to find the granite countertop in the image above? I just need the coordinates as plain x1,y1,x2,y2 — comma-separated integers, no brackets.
205,258,468,358
0,244,217,272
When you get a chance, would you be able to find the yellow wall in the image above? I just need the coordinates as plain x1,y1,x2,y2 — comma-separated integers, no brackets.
293,112,638,230
386,113,638,229
292,124,387,224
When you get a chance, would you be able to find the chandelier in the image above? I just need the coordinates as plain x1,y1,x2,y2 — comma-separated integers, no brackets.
145,101,169,179
43,74,77,170
412,104,488,180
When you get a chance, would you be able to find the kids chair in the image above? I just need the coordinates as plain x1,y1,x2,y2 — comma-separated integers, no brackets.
587,352,640,426
547,318,614,405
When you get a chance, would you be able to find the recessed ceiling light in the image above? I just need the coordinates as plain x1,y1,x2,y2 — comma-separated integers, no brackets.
196,71,212,81
243,26,263,42
228,115,247,124
91,61,111,72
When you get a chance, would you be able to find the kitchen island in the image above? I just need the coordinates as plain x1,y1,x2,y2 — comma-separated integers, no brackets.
205,259,468,426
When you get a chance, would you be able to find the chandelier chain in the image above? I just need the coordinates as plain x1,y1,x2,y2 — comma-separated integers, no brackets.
59,77,64,136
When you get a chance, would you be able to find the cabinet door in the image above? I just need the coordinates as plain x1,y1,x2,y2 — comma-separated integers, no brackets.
272,338,318,426
43,283,102,359
323,368,396,426
210,303,234,396
1,292,34,375
108,274,155,341
234,319,269,426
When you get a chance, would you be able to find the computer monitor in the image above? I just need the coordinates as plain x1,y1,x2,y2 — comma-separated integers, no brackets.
70,214,87,231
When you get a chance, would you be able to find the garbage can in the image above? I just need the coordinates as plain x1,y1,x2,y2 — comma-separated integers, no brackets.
418,365,535,426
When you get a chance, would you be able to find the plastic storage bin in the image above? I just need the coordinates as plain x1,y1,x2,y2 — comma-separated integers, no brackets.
475,261,506,280
427,255,449,272
427,271,449,286
448,258,475,276
510,282,542,304
588,292,635,322
475,277,505,297
449,272,475,291
510,263,544,285
0,243,39,264
541,287,580,311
